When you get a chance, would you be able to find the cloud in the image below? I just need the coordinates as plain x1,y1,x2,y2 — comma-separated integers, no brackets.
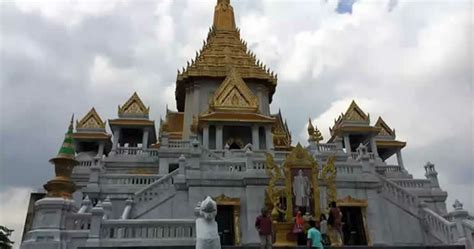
0,0,472,238
0,187,33,249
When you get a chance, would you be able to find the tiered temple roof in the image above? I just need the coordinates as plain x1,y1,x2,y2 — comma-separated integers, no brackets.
175,0,277,111
272,110,292,150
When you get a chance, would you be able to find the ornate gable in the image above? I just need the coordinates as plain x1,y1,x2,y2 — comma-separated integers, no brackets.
272,111,292,150
76,108,105,129
118,92,149,118
343,100,369,122
211,68,259,112
375,117,396,137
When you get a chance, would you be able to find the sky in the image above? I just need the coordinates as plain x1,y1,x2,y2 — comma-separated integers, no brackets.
0,0,472,247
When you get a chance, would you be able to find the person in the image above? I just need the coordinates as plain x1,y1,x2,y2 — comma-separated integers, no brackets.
293,210,305,245
328,201,343,246
307,220,324,249
255,208,273,249
319,214,329,246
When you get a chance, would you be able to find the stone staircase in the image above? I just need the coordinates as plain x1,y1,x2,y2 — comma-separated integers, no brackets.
378,175,466,246
132,170,179,218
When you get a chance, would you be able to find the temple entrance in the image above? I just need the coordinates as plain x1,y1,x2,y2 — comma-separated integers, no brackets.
216,205,235,245
340,206,367,245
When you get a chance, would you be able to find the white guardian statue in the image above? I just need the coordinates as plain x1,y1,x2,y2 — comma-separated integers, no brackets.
195,196,221,249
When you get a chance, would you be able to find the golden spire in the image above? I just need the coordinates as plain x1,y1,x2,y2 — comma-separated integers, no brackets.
308,118,323,143
307,118,315,135
213,0,236,31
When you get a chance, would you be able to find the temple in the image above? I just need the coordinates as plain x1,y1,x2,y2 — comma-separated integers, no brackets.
20,1,473,248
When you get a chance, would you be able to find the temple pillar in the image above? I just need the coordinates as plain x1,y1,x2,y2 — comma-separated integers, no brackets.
252,125,259,150
216,125,223,150
343,135,351,152
97,141,105,158
265,125,273,150
396,149,405,170
203,124,209,148
111,128,121,152
142,128,149,149
370,138,379,157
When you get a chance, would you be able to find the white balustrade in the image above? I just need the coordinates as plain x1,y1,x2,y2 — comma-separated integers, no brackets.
103,175,161,185
66,213,92,230
379,176,419,215
317,143,337,152
252,160,266,171
115,147,144,156
422,208,458,244
78,160,94,167
202,161,246,172
393,179,431,189
145,149,159,157
135,170,178,204
336,165,362,175
168,140,190,149
100,219,195,240
350,152,358,160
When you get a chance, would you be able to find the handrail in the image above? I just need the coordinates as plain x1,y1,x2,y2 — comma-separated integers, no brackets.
134,170,179,196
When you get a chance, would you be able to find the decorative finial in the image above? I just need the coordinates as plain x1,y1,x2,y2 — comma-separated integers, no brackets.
213,0,236,31
453,200,463,211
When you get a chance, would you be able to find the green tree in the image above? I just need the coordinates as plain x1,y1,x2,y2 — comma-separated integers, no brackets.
0,225,14,249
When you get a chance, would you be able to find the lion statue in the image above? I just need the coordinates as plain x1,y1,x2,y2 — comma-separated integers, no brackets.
195,196,221,249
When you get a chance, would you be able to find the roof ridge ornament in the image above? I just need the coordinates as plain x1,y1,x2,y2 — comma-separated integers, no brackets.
76,107,106,130
118,92,150,119
211,67,259,112
213,0,236,31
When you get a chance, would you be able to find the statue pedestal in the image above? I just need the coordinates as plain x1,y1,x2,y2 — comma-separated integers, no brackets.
273,222,297,246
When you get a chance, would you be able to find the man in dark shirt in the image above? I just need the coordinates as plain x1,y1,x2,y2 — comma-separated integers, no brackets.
255,208,273,249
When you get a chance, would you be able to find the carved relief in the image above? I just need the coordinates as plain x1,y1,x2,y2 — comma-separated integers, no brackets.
76,108,105,129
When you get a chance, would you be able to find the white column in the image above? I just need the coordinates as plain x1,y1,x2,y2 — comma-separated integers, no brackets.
252,125,259,150
343,135,351,152
142,128,149,149
370,138,379,157
97,141,105,158
265,125,273,150
203,124,209,148
396,150,405,169
216,125,223,150
111,128,121,152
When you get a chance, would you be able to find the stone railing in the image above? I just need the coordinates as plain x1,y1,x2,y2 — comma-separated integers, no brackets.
201,147,224,160
336,164,362,175
100,219,195,242
379,176,419,216
421,208,458,244
252,160,266,171
316,143,338,152
135,170,178,204
168,140,190,149
66,213,92,230
393,179,431,189
349,152,358,160
201,161,246,172
102,174,162,185
115,147,144,156
78,160,94,167
145,149,159,157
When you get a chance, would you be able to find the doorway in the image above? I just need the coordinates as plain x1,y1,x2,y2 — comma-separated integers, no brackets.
339,206,367,245
216,205,235,245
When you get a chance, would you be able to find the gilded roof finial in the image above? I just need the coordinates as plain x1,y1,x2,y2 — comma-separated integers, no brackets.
308,118,323,143
213,0,236,31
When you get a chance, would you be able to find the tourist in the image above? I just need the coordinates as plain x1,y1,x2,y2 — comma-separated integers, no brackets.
255,208,273,249
319,214,329,246
293,210,305,245
307,220,324,249
328,201,343,246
